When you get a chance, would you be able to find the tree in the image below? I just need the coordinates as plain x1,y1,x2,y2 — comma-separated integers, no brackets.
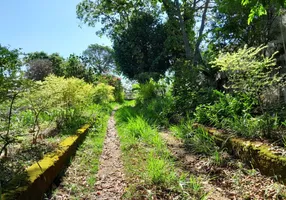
24,51,49,62
0,45,27,156
64,54,94,82
82,44,115,74
24,51,65,79
113,12,170,83
49,53,65,76
76,0,208,62
76,0,157,37
25,59,53,81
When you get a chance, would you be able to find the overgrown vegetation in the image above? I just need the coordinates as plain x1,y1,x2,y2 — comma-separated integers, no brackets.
115,106,208,199
47,105,111,199
2,0,286,198
0,44,123,195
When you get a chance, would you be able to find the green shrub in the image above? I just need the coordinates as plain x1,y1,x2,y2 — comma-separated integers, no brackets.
185,127,217,155
146,153,174,184
93,83,115,104
211,45,283,114
194,91,253,127
170,117,195,139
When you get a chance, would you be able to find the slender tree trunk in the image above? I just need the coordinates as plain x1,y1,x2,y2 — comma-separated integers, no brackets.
194,0,210,66
3,93,17,157
174,0,192,60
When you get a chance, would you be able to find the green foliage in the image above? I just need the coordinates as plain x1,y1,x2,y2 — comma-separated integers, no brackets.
135,79,165,104
210,0,279,51
170,117,195,139
113,12,170,83
0,45,23,101
241,0,285,24
172,62,215,116
76,0,157,37
96,74,124,103
0,45,28,156
211,45,283,113
194,91,253,127
20,75,96,142
185,127,217,155
194,90,280,138
147,153,174,184
133,79,174,126
64,54,87,80
82,44,115,74
24,51,65,78
93,83,115,104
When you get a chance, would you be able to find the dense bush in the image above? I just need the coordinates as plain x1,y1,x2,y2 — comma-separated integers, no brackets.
93,83,115,104
194,90,253,126
96,74,124,103
133,79,174,126
211,45,284,114
21,75,96,142
194,90,280,138
172,62,216,116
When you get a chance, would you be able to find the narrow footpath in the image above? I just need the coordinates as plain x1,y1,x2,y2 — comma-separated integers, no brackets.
95,111,126,199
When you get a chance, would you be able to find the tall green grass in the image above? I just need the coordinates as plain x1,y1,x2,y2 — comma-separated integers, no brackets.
115,106,207,199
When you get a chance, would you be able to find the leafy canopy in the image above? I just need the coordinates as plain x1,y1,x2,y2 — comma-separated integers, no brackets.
113,12,170,83
82,44,115,74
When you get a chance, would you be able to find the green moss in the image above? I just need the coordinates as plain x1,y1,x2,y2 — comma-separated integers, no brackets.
193,124,286,184
2,124,90,200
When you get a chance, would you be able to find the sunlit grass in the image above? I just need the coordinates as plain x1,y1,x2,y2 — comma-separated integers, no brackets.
48,109,110,199
115,106,207,199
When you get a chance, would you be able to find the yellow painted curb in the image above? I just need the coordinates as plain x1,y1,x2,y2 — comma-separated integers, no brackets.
2,124,90,200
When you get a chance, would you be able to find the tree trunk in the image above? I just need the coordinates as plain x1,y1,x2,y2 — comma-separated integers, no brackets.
161,0,193,60
194,0,210,66
174,0,192,60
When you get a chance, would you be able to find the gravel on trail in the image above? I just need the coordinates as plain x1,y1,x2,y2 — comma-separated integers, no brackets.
95,111,126,200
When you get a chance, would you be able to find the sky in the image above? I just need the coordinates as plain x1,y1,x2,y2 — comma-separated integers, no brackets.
0,0,112,58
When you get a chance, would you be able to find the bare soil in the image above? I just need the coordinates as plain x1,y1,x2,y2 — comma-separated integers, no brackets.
160,131,286,200
95,111,126,199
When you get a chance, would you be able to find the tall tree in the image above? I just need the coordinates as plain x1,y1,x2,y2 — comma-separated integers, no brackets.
24,51,65,78
76,0,202,62
0,45,23,101
64,54,86,79
25,59,53,81
82,44,115,74
49,53,65,76
113,12,170,83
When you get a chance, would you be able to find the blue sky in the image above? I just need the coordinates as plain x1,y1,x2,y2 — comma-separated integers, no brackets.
0,0,112,58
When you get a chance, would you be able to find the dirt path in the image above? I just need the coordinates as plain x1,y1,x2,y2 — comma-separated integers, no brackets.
95,111,126,199
160,131,286,200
